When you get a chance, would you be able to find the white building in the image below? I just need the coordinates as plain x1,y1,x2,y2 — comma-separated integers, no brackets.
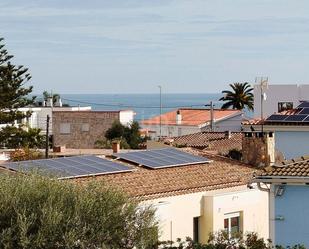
97,148,269,243
254,84,309,119
142,108,243,139
0,106,92,134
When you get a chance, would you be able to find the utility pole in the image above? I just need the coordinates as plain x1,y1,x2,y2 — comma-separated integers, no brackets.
45,115,50,159
158,85,162,139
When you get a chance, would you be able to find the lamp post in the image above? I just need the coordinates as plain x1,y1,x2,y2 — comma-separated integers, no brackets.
158,85,162,139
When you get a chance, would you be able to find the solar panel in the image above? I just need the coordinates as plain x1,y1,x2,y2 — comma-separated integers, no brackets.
304,116,309,123
299,108,309,115
298,102,309,108
114,148,211,169
1,155,132,179
284,115,308,122
266,115,288,121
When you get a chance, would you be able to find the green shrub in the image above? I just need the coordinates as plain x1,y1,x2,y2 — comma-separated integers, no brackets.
0,173,158,249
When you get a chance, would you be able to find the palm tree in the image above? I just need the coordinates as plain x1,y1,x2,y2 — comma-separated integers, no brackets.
219,82,254,111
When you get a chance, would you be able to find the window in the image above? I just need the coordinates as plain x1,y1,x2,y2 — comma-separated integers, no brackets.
224,212,241,238
278,102,293,112
81,123,90,132
193,217,199,243
60,123,71,134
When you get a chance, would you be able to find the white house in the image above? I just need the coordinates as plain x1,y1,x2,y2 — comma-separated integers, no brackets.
95,148,269,243
254,84,309,119
0,106,92,134
142,108,243,139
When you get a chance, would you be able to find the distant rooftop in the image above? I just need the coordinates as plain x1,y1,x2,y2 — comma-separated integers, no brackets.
172,131,242,155
142,108,242,126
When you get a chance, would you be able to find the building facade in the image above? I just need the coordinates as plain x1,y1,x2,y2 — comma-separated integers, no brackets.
253,84,309,119
142,108,243,139
52,110,134,149
94,149,269,243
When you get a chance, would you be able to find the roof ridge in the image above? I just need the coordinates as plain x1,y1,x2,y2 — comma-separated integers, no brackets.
275,155,309,168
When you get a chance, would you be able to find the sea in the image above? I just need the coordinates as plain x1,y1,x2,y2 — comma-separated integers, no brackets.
60,93,224,121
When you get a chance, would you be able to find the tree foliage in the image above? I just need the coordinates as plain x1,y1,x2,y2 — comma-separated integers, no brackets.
0,173,158,249
0,37,41,149
0,38,35,124
105,120,145,149
0,126,45,149
219,82,254,111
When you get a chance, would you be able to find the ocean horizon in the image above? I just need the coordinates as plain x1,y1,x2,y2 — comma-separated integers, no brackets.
59,93,224,121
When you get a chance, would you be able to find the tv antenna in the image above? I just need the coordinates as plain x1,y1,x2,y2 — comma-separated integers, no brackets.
255,77,268,120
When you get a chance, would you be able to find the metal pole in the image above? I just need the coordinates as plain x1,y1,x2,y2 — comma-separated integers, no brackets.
158,85,162,139
45,115,50,159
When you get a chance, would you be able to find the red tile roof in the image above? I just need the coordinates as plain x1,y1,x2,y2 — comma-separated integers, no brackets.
142,108,242,126
77,149,259,200
255,156,309,179
172,132,242,155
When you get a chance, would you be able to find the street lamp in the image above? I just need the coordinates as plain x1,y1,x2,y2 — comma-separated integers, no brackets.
158,85,162,139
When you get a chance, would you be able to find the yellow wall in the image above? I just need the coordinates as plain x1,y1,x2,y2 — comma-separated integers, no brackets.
145,185,269,243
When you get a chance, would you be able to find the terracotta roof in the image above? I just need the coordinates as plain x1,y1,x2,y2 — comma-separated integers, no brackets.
76,149,259,200
172,132,242,155
242,119,265,126
142,108,242,126
257,156,309,178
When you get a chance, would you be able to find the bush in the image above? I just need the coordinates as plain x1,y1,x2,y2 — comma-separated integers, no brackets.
10,147,44,161
105,121,145,149
0,173,158,249
0,126,45,149
159,231,305,249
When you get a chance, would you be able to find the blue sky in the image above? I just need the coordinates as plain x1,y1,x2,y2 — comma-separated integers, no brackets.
1,0,309,94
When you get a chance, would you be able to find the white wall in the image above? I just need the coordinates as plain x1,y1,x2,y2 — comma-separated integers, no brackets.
144,185,269,244
203,114,243,132
254,84,309,118
119,110,135,126
141,124,202,138
142,114,243,138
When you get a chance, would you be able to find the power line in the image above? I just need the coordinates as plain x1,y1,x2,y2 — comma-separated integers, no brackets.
61,98,210,109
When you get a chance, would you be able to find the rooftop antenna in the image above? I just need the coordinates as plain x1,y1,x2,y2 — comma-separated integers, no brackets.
255,77,268,133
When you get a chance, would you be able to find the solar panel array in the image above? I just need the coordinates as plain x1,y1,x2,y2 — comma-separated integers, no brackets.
114,147,211,169
266,102,309,123
1,155,132,179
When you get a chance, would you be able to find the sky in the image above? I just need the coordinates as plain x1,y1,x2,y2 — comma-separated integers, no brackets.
1,0,309,94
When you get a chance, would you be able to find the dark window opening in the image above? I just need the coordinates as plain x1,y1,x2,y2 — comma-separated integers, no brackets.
193,217,199,243
278,102,293,113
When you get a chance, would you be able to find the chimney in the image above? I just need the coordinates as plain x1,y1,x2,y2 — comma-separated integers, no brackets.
55,97,63,107
46,97,53,107
225,130,232,139
176,110,182,125
112,140,120,153
242,132,275,167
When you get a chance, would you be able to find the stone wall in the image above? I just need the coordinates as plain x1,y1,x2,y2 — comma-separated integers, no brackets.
242,132,275,167
52,111,120,149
